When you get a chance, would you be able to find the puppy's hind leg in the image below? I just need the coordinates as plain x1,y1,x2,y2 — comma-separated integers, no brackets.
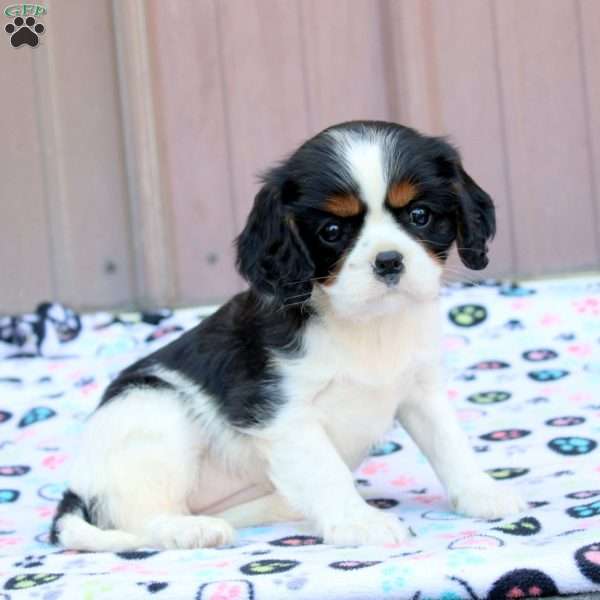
60,391,234,551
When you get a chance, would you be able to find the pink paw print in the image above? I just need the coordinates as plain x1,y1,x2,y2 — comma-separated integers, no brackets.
573,297,600,316
414,494,443,505
361,461,388,476
567,343,592,358
209,582,245,600
42,454,67,470
540,313,561,326
390,475,416,488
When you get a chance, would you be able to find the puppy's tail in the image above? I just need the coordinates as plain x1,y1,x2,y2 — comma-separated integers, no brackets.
50,489,143,552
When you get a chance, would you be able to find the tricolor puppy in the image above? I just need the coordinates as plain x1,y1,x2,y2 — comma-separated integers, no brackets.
51,121,525,551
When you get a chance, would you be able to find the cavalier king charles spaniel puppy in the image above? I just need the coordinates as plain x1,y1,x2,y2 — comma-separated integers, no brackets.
51,121,525,551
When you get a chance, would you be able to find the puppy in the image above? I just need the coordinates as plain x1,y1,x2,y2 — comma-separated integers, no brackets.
51,121,525,551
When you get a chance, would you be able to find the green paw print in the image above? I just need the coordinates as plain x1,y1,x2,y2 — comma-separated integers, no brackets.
486,467,529,480
467,390,511,405
4,573,63,590
449,304,487,327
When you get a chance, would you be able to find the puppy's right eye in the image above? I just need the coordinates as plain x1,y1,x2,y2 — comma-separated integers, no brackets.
319,222,342,243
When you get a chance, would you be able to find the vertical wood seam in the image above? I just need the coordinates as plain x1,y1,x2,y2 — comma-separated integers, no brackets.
112,0,176,308
31,7,73,304
213,0,242,275
490,0,517,276
379,0,401,122
574,0,600,262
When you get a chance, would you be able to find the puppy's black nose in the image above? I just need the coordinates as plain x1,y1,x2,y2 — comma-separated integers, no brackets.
374,250,404,285
375,251,404,275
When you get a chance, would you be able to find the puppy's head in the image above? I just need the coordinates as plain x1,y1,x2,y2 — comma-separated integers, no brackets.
236,121,495,318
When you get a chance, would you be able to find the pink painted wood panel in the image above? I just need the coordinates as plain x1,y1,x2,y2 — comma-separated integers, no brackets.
299,0,391,131
215,0,311,229
494,0,599,275
0,43,53,313
40,0,134,309
579,0,600,248
147,0,241,304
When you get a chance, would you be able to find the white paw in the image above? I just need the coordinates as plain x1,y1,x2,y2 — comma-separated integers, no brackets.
321,506,409,546
146,515,234,549
450,480,526,519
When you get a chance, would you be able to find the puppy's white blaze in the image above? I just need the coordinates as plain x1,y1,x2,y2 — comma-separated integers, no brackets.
335,132,387,216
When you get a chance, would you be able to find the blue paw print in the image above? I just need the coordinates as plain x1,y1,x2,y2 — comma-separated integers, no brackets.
548,437,597,456
528,369,569,382
567,500,600,519
370,441,402,456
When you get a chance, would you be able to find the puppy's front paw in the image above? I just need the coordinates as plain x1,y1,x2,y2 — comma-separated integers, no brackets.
146,515,234,549
451,479,526,519
321,507,409,546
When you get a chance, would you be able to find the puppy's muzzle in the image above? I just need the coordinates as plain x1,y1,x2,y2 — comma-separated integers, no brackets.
374,250,404,286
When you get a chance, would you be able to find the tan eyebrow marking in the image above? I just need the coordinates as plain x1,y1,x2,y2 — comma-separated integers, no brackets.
323,194,362,217
388,180,418,208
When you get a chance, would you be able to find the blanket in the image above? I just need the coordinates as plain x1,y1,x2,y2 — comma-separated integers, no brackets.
1,276,600,599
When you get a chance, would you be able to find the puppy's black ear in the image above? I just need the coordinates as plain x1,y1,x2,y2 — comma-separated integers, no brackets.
455,166,496,270
236,179,315,303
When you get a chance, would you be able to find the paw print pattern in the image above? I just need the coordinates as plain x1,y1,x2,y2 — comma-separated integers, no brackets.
239,559,300,576
546,416,586,427
14,555,46,568
467,391,511,405
5,16,44,48
469,360,510,371
136,581,168,594
486,467,529,480
548,437,597,456
4,573,63,590
269,535,322,547
499,284,536,297
566,490,600,500
575,543,600,584
18,406,56,428
0,465,30,476
370,440,402,456
528,369,569,382
366,498,399,509
0,489,19,503
197,580,254,600
567,500,600,519
480,429,531,442
522,348,558,362
448,304,487,327
493,516,541,536
329,560,381,570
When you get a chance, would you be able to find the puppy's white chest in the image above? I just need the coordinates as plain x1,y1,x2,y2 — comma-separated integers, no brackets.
315,378,400,468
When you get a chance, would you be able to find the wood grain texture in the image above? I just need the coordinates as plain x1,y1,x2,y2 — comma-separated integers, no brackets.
34,0,134,309
0,38,53,312
300,0,391,131
215,0,310,229
146,0,241,305
494,0,599,275
578,0,600,249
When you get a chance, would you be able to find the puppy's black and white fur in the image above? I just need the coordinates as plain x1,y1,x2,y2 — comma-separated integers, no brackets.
51,121,524,551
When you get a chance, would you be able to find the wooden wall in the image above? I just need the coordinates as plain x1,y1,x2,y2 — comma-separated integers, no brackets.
1,0,599,313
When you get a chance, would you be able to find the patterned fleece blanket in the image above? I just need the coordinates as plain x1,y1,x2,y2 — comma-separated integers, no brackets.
1,277,600,600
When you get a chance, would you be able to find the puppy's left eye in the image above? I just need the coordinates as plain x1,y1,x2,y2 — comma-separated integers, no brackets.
319,222,342,243
409,207,431,227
